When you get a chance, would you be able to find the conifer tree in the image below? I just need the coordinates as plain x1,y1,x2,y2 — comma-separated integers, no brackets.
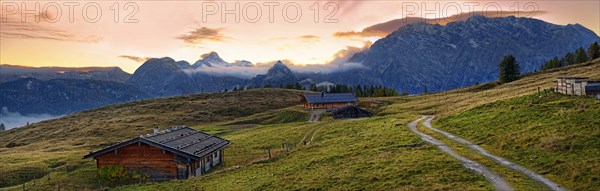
575,47,588,64
588,42,600,60
498,55,520,83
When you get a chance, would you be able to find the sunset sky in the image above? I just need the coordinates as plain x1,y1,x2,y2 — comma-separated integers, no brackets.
1,0,599,73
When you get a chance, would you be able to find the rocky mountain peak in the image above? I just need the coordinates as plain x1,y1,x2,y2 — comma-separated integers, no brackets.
268,61,292,74
201,52,225,63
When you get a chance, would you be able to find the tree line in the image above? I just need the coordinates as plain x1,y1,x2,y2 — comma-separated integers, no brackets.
309,84,402,97
498,42,600,84
541,42,600,70
230,82,402,97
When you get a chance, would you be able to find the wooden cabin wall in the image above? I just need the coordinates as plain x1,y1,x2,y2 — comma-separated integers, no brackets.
96,143,178,179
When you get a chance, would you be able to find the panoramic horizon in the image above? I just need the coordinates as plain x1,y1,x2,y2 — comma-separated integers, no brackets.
1,0,599,73
1,1,600,191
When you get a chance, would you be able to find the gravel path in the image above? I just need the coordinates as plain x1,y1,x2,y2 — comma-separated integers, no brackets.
408,116,513,191
309,110,325,122
423,116,566,191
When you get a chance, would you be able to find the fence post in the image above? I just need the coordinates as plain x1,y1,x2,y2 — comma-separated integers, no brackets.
268,149,271,159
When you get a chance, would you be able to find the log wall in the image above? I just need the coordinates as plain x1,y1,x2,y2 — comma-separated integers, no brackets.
96,143,178,179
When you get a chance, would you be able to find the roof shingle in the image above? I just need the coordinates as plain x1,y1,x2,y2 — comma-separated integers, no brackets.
84,126,229,160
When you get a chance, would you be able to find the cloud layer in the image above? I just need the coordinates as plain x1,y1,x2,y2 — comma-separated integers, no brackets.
0,107,60,130
183,65,270,79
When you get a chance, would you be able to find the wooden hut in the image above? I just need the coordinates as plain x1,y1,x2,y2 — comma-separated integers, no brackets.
554,77,600,97
331,106,373,119
300,93,358,110
83,126,230,180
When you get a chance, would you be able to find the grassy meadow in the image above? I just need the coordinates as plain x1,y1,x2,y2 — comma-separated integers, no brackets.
0,59,599,190
119,115,491,191
0,89,306,189
436,93,600,190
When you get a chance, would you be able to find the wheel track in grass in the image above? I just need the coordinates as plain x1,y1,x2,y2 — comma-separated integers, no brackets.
407,116,513,191
422,116,566,191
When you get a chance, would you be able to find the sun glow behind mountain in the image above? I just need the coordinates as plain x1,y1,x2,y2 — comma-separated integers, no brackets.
0,0,598,73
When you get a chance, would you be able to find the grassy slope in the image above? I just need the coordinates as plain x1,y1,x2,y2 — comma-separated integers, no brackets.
0,89,306,188
382,59,600,190
385,59,600,118
437,93,600,190
120,115,491,191
0,90,493,190
1,60,598,190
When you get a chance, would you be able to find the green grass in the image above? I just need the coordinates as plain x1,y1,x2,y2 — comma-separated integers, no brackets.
1,111,494,191
118,115,492,191
0,89,306,189
417,123,547,191
225,107,310,126
2,60,599,190
437,93,600,190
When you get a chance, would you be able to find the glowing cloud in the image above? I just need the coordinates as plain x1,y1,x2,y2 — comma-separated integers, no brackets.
176,27,227,45
118,55,152,63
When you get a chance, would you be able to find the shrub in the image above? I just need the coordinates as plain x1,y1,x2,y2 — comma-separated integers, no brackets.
98,166,148,182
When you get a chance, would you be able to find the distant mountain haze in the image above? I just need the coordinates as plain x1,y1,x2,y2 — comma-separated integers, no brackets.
2,15,599,126
0,65,131,83
0,78,148,115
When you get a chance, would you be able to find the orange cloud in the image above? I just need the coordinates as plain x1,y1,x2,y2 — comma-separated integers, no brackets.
334,11,547,38
176,27,226,45
298,35,320,42
118,55,151,62
0,8,101,43
269,35,320,43
328,41,372,65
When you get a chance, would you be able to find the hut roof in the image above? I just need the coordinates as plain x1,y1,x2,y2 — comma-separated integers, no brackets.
586,83,600,91
83,126,229,160
302,93,358,104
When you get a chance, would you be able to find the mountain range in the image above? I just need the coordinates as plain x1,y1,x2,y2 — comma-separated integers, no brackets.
344,15,600,92
0,65,131,83
0,78,147,116
1,15,599,119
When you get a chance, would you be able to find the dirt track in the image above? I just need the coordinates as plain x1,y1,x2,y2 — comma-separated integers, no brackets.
407,116,513,191
422,116,566,191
